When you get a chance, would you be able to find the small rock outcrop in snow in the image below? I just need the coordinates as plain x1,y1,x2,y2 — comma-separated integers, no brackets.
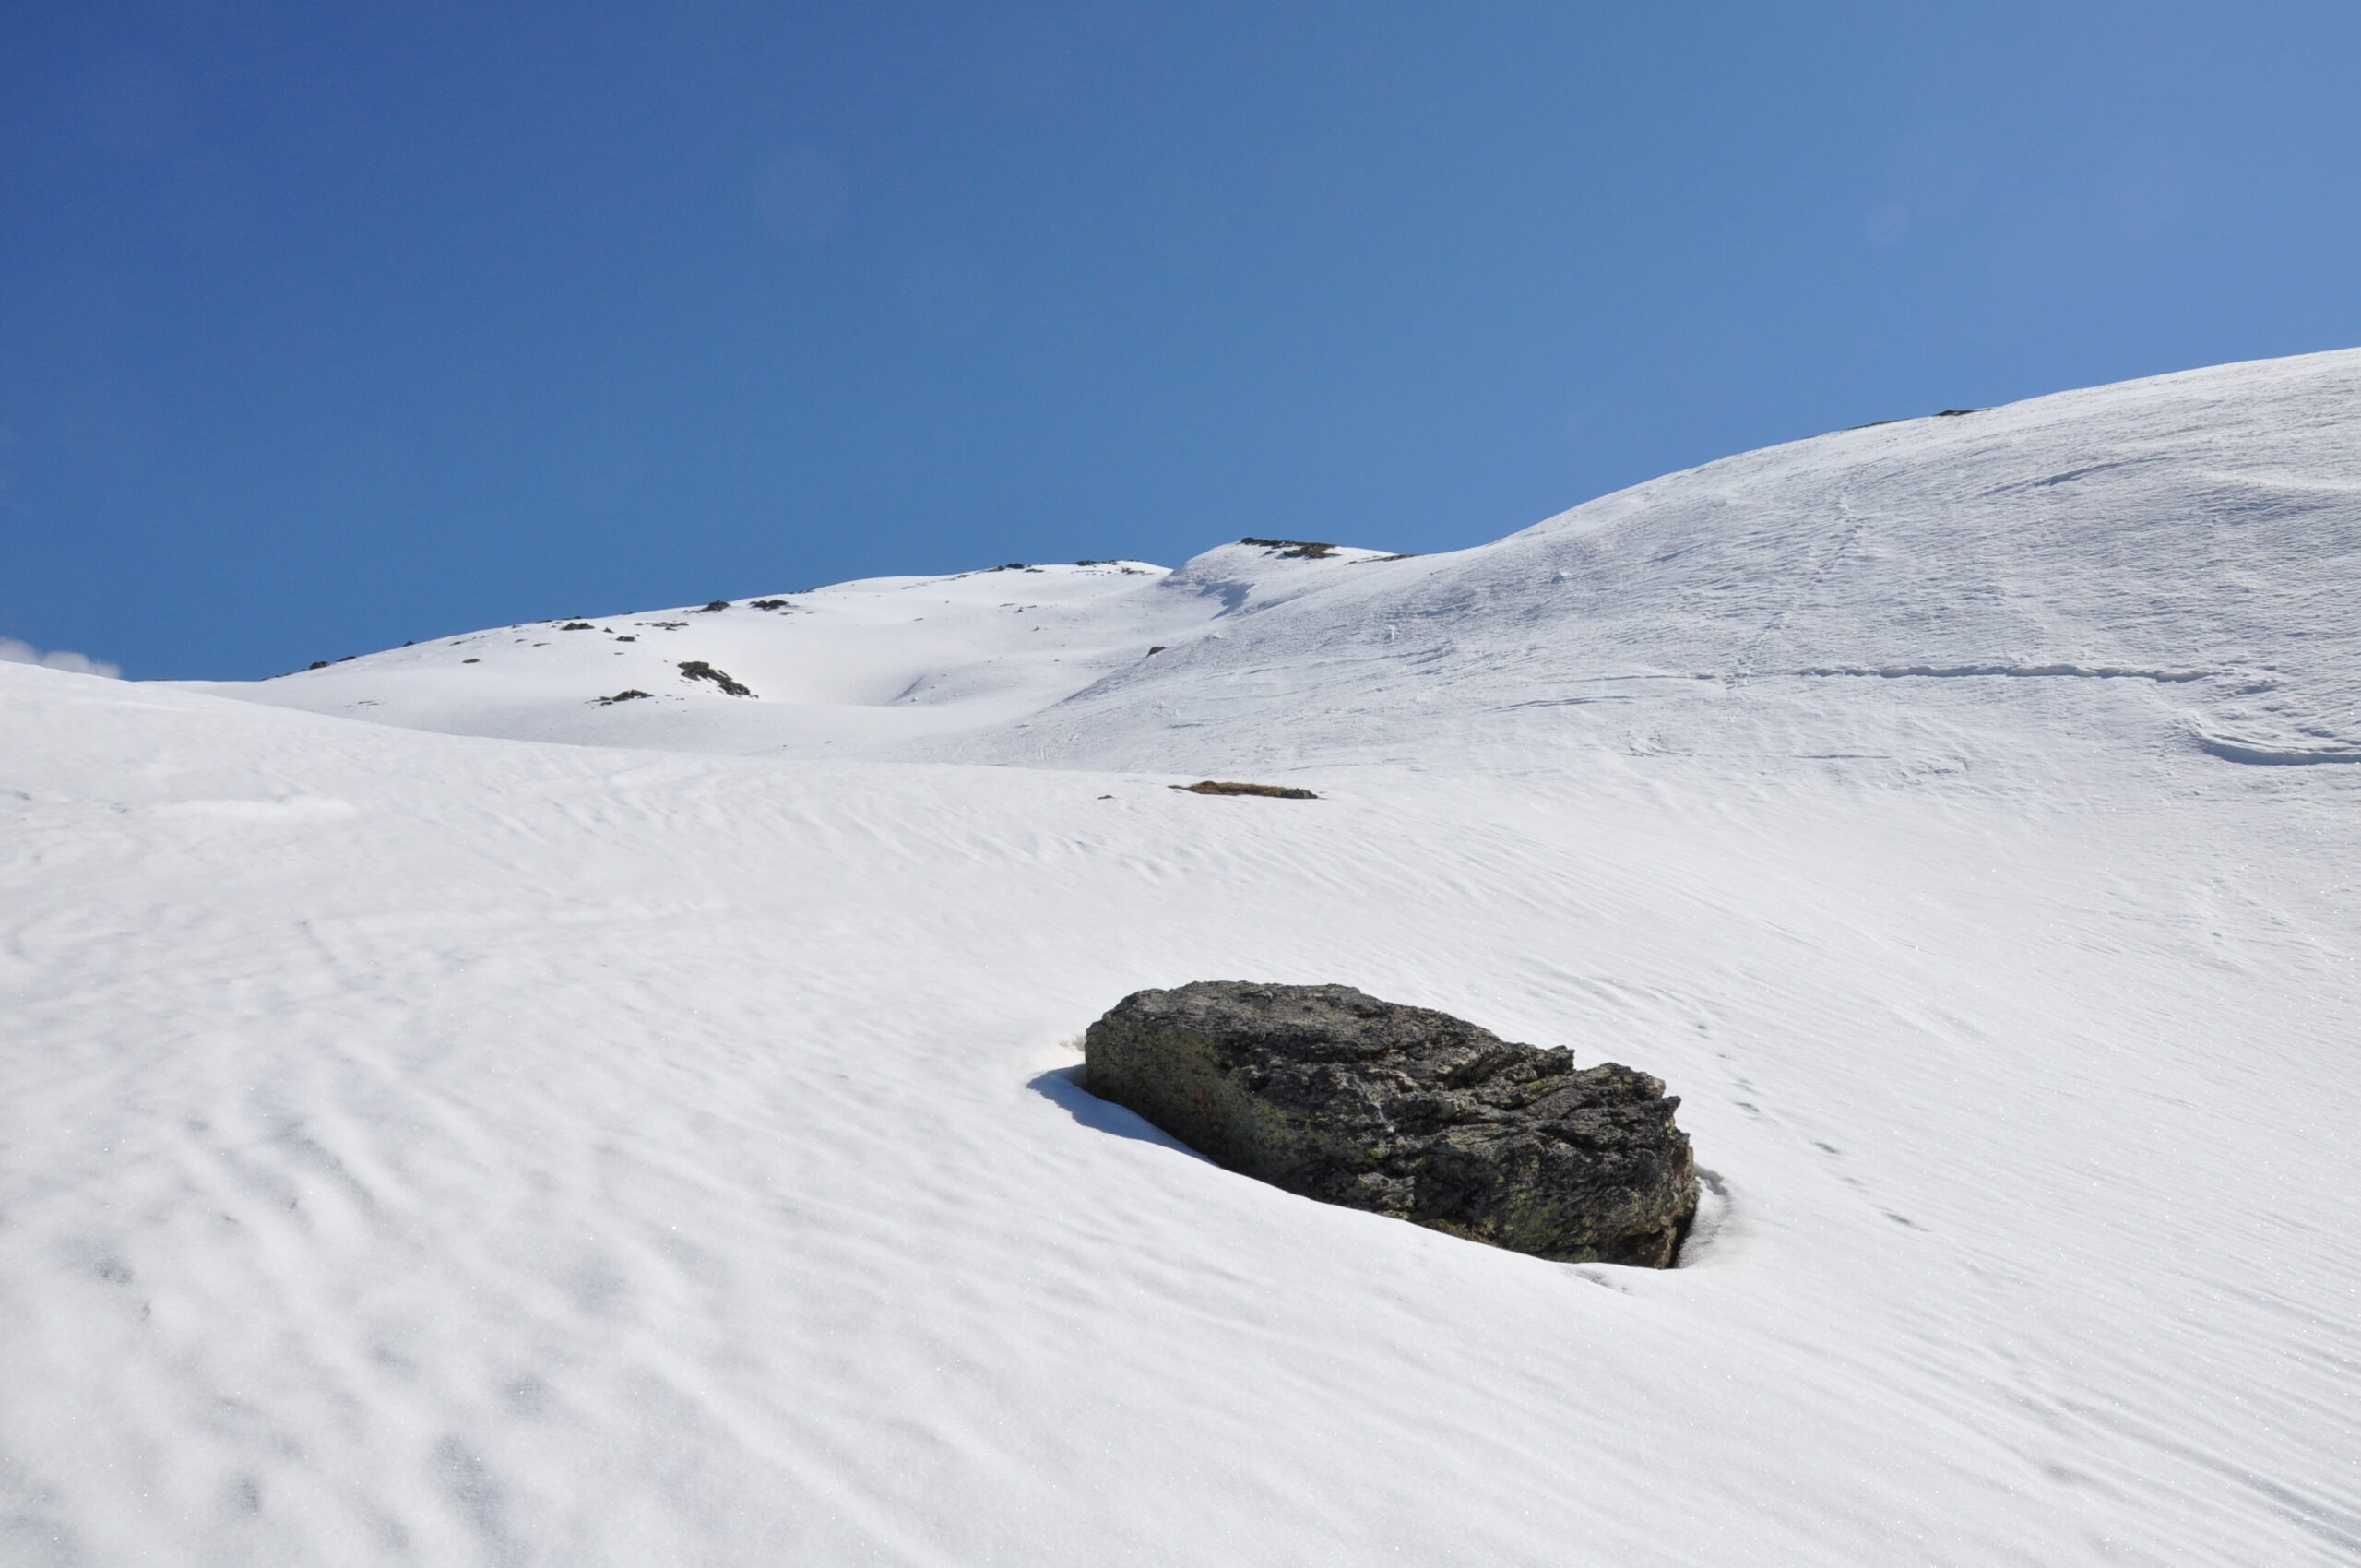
1169,779,1320,799
678,660,754,697
1083,981,1698,1266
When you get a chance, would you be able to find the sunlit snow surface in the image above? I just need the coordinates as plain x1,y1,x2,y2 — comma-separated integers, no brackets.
9,351,2361,1564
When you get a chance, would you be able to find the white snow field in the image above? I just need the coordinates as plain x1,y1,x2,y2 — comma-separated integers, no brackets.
6,350,2359,1566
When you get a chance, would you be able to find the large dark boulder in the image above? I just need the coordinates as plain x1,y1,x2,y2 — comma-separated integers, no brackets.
1084,981,1698,1266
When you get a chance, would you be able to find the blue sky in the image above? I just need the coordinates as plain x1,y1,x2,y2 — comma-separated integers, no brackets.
6,1,2360,679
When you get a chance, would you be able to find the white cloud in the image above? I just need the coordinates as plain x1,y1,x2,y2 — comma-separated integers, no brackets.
0,636,121,679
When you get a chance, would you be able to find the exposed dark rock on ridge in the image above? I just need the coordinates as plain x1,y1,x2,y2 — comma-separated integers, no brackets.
1084,982,1697,1266
1239,536,1338,558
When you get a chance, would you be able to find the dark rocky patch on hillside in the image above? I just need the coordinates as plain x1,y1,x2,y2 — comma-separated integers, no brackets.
1170,779,1318,799
678,661,754,697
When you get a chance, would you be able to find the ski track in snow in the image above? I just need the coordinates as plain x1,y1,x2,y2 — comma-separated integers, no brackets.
6,350,2361,1565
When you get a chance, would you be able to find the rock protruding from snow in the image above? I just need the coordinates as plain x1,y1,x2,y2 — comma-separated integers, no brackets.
1083,981,1698,1266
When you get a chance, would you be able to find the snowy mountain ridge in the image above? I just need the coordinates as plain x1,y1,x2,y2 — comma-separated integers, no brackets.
184,349,2361,790
172,541,1406,759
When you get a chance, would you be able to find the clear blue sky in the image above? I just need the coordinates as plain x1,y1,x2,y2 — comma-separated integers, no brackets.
6,1,2359,679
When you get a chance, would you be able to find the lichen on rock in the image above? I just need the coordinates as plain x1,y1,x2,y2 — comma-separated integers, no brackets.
1083,981,1698,1266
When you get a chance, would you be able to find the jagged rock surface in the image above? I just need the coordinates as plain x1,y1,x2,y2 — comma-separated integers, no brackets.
1084,981,1698,1266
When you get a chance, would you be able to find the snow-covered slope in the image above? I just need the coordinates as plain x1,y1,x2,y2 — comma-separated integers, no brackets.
7,351,2360,1566
188,350,2361,787
175,543,1404,757
956,350,2361,782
